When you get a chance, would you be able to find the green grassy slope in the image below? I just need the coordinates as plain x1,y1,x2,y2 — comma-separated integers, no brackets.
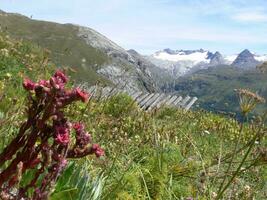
0,32,57,112
0,31,266,200
0,11,110,84
174,65,267,114
0,11,162,92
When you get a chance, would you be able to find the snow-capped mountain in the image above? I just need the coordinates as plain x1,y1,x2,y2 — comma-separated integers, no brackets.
153,48,210,64
147,48,267,76
147,49,227,76
207,51,225,65
232,49,260,68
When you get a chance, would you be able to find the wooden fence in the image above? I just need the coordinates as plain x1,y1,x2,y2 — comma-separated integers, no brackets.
82,85,198,111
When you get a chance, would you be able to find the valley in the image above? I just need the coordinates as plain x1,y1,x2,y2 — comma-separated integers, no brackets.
1,9,267,115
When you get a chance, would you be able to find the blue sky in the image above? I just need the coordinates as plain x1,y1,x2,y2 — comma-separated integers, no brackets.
1,0,267,55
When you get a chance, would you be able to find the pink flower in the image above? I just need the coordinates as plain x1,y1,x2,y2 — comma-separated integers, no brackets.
73,123,91,146
55,125,68,135
23,78,36,90
50,77,60,89
54,70,68,84
83,133,91,144
55,133,70,145
53,70,68,89
91,144,104,157
49,70,68,90
55,126,70,145
1,69,103,198
73,122,84,132
77,132,91,146
38,80,50,87
75,88,89,102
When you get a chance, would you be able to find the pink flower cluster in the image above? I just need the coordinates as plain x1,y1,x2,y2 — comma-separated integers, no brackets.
72,122,104,157
0,70,104,200
92,144,105,158
55,125,70,145
23,70,89,104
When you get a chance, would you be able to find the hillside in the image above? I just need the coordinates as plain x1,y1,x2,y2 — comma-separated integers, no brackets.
0,10,109,84
0,31,57,113
0,10,170,92
173,65,267,115
0,25,266,200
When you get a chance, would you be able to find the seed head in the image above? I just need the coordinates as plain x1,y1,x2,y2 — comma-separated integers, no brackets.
235,88,265,116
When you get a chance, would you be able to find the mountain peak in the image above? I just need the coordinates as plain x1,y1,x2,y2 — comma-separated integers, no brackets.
208,51,224,65
232,49,259,68
214,51,222,56
240,49,253,56
162,48,176,55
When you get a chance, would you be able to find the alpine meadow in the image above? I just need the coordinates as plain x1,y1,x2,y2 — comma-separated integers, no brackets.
0,1,267,200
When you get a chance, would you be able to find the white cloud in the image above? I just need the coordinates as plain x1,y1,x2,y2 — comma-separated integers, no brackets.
232,12,267,22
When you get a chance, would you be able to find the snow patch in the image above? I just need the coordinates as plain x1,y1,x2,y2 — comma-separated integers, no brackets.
224,55,238,64
153,51,210,64
255,55,267,62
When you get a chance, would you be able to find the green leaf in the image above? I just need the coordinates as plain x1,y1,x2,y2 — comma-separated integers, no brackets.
54,162,76,191
50,188,78,200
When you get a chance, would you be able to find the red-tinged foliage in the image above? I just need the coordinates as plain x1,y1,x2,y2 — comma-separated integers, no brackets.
23,79,36,91
0,70,104,200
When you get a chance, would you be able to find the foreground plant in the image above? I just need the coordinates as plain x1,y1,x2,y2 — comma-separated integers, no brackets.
234,88,265,117
0,70,104,200
216,88,266,199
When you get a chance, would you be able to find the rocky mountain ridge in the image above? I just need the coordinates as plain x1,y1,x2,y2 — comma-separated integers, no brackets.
147,48,267,77
1,8,267,103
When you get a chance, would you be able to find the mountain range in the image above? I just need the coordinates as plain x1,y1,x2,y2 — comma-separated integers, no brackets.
147,48,267,76
1,9,267,114
149,48,267,114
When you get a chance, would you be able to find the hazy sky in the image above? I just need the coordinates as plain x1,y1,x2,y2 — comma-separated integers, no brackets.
1,0,267,55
